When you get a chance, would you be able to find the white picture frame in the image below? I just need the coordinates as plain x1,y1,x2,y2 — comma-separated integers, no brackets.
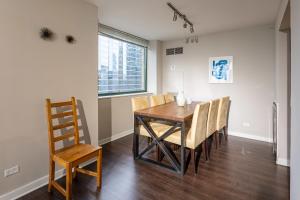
209,56,233,83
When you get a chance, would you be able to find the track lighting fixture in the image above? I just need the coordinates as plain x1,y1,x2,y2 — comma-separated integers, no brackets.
173,12,177,21
190,25,194,33
183,21,187,28
167,2,194,34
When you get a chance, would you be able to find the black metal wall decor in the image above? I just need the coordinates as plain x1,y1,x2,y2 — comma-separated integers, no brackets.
66,35,76,44
40,27,55,41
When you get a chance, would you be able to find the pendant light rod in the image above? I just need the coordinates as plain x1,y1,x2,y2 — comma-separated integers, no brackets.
167,2,193,27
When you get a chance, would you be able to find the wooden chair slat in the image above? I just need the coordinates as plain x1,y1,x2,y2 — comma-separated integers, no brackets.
52,181,66,196
76,168,97,177
51,111,73,119
51,101,72,108
52,121,74,130
53,132,74,142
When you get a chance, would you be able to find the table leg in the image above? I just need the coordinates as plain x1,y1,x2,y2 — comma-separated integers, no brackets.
133,115,139,159
181,121,186,175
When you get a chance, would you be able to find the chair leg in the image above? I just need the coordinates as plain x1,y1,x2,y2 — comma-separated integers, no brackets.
97,148,102,191
202,142,207,161
66,163,72,200
48,158,55,192
205,139,210,160
224,126,228,141
190,149,197,174
73,165,78,179
215,132,219,149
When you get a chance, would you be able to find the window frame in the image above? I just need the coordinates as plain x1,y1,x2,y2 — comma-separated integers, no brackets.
98,33,148,97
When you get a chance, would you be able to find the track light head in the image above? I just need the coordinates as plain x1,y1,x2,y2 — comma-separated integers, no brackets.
190,25,194,33
183,21,187,28
173,12,177,21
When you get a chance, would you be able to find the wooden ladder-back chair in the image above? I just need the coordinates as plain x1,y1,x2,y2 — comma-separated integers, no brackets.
46,97,102,200
216,96,230,143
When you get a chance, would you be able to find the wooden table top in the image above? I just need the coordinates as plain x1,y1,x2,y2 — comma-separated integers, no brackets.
134,101,200,122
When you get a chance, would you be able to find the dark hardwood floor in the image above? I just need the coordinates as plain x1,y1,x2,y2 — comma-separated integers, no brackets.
19,135,290,200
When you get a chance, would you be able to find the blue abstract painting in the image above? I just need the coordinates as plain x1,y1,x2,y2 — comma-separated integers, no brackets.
209,56,233,83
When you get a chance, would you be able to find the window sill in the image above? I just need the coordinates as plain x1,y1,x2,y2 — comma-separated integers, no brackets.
98,92,153,99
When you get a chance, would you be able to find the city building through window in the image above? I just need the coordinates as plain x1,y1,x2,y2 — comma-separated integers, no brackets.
98,34,147,96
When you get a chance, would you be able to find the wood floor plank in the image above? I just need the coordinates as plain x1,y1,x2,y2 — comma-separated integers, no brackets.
18,135,289,200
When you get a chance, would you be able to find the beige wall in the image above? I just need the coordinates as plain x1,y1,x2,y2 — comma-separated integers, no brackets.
98,93,151,143
290,0,300,199
0,0,98,196
275,0,290,166
162,26,275,141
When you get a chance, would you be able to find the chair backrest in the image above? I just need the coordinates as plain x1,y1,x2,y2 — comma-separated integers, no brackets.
216,96,230,130
46,97,80,155
206,99,220,137
131,96,149,112
190,102,210,148
164,93,175,103
150,95,166,107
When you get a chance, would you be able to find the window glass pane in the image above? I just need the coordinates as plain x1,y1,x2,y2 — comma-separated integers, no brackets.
98,35,146,95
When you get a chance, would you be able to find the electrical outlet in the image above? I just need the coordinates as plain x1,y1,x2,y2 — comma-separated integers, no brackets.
4,165,19,177
242,122,250,127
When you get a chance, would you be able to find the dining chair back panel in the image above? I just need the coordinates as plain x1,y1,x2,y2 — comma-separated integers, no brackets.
150,95,166,107
46,97,79,155
217,96,230,130
190,102,210,149
164,93,175,103
131,96,149,112
206,99,220,137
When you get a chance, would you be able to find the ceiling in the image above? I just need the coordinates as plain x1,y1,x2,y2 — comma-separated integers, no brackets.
86,0,282,41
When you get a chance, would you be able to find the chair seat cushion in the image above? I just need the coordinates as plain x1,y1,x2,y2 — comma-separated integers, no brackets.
139,122,172,137
163,129,195,149
54,144,101,164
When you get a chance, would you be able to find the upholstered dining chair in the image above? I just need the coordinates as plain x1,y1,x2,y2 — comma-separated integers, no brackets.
131,96,171,160
206,99,220,157
216,96,230,144
164,93,175,103
163,102,210,174
46,97,102,200
150,95,166,107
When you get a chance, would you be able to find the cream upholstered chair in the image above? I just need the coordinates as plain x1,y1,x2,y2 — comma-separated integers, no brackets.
131,96,170,138
164,93,175,103
206,99,220,155
216,96,230,143
163,102,210,174
131,96,171,161
150,95,166,107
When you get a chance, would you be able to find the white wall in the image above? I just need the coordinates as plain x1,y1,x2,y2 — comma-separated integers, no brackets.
162,26,275,141
290,0,300,199
148,40,163,94
0,0,98,196
275,0,290,166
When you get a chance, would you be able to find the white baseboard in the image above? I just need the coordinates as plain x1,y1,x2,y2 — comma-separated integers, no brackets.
229,131,273,143
276,158,290,167
0,159,96,200
99,129,133,145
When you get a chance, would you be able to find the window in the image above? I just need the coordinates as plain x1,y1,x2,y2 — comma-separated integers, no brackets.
98,34,147,96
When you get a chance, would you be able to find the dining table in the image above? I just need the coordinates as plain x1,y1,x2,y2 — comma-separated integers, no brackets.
133,101,200,175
